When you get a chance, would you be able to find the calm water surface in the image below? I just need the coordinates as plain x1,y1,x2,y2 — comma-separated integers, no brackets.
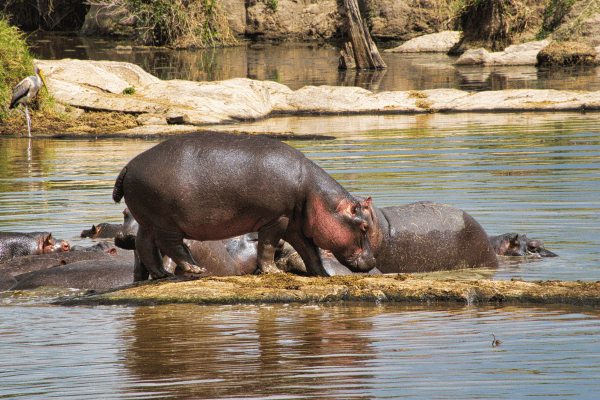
2,38,600,397
26,32,600,92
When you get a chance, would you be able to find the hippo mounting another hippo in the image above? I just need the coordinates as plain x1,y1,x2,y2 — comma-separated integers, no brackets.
113,131,376,281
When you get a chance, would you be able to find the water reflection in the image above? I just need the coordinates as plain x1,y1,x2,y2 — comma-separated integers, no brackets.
124,304,377,398
108,303,600,398
26,32,600,92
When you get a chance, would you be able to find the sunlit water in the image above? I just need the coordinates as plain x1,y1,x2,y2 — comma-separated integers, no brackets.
1,112,600,398
26,32,600,92
3,37,600,397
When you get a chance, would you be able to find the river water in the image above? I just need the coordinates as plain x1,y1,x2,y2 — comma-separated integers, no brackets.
1,37,600,398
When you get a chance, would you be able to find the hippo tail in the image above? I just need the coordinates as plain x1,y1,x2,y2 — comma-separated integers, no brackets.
112,167,127,203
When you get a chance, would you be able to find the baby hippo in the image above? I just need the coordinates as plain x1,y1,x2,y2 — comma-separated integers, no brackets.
113,131,376,280
0,232,70,262
489,233,558,257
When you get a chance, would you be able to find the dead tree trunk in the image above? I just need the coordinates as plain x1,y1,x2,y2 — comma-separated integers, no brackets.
340,0,387,70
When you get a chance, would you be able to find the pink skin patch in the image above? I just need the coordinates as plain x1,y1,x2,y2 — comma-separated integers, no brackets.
307,197,365,257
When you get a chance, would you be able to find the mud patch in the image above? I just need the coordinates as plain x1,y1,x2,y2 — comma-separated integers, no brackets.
54,274,600,307
0,109,138,136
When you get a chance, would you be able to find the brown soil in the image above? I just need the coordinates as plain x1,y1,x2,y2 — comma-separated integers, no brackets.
537,41,598,66
55,274,600,307
0,109,138,137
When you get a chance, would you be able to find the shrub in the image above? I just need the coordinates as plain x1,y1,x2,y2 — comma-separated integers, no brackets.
0,16,38,119
88,0,237,48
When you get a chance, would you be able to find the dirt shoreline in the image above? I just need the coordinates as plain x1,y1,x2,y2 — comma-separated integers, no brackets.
53,274,600,308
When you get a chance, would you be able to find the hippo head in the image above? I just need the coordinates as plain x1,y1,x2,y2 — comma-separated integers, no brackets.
42,233,70,254
114,208,139,250
491,233,558,258
309,197,377,272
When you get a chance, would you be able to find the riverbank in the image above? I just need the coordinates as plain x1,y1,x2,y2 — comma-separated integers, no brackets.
3,58,600,137
55,274,600,307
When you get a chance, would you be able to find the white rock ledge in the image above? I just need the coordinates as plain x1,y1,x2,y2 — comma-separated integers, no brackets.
37,59,600,133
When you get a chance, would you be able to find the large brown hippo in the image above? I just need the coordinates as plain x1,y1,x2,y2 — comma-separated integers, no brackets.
278,201,558,274
112,132,376,280
114,207,257,280
362,201,499,273
0,232,70,262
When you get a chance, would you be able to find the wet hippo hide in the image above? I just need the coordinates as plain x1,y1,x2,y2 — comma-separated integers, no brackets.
371,201,499,273
10,253,135,290
0,249,132,279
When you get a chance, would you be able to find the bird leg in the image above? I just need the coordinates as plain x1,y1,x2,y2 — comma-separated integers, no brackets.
25,105,31,137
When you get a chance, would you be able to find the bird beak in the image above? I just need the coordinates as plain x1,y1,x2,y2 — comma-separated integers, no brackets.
40,70,48,91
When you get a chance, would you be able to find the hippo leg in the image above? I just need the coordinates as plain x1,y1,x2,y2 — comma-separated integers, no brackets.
153,227,205,275
135,226,175,278
133,251,150,282
257,217,289,273
285,230,330,277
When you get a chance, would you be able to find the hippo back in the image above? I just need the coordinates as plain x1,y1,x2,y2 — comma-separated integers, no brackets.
377,201,499,273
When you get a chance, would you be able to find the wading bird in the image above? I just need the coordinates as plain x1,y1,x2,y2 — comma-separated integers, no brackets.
9,65,47,137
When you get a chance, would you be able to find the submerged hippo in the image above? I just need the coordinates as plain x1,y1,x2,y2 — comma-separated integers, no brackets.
278,201,558,274
489,233,558,258
363,201,499,273
0,232,70,262
0,246,134,291
113,131,376,280
80,223,123,239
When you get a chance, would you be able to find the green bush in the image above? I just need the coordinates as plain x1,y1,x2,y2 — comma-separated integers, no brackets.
0,16,36,119
114,0,237,48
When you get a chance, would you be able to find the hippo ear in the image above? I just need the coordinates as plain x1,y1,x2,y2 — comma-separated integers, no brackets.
43,233,53,247
509,233,520,246
362,197,372,209
92,225,99,234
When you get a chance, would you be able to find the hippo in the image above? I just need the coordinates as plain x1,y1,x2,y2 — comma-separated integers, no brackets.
114,207,254,280
0,247,131,279
0,232,70,262
360,201,499,273
276,201,499,274
0,247,135,291
113,131,376,280
80,223,123,239
489,233,558,258
9,253,135,291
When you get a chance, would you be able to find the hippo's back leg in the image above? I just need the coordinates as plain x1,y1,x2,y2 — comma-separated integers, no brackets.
257,216,290,273
153,227,205,274
135,226,174,279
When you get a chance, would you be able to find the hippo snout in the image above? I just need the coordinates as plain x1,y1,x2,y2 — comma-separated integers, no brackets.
335,243,377,273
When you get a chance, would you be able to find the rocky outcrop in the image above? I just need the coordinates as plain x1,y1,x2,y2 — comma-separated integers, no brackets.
369,0,457,41
385,31,461,53
79,3,136,36
245,0,344,40
36,59,600,135
454,40,552,66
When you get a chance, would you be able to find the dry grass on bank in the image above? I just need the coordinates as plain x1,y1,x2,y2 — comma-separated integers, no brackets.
0,109,138,136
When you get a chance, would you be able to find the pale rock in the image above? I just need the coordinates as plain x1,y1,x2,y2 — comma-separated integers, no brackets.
385,31,461,53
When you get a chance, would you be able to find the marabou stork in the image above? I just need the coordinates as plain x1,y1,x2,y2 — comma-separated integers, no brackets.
9,65,47,137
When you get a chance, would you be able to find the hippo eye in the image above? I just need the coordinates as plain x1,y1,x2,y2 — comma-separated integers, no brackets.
360,222,369,233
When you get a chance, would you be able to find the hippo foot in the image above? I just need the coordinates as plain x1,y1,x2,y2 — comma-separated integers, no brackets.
180,261,206,275
258,264,284,274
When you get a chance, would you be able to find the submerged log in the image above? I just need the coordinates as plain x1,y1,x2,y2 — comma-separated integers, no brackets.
55,275,600,307
340,0,387,70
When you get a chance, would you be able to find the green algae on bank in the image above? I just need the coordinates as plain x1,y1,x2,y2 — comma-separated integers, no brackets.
54,274,600,307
